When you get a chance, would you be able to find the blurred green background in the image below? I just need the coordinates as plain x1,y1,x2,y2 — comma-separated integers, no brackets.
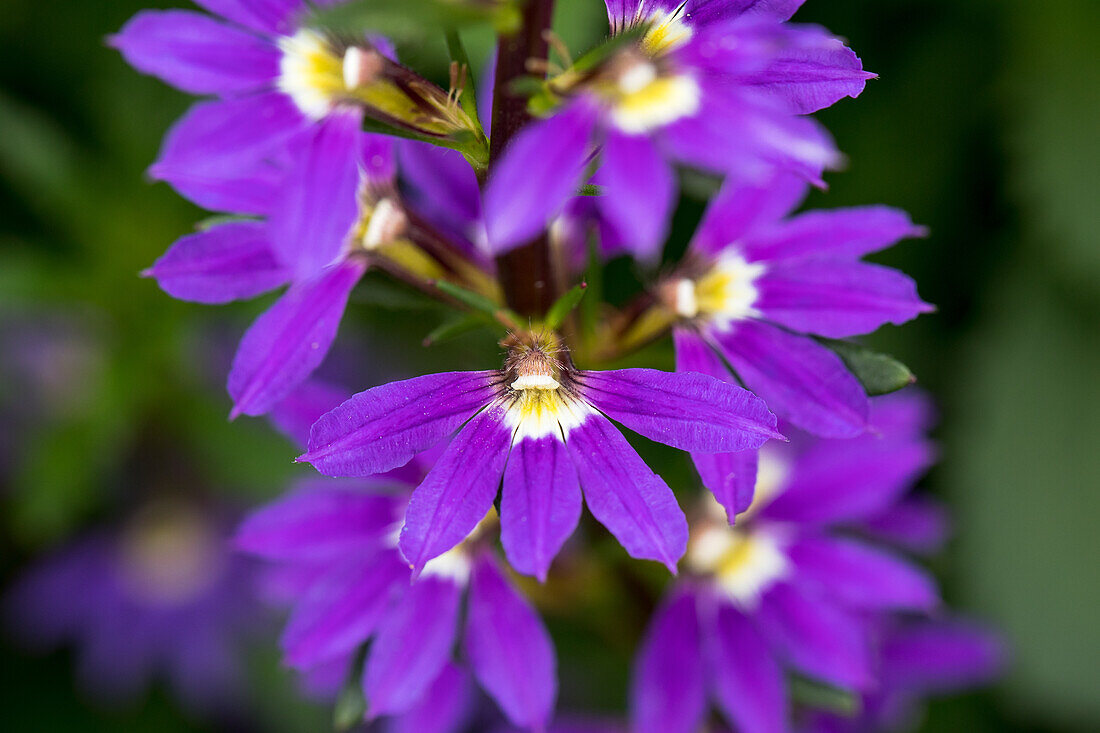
1,0,1097,730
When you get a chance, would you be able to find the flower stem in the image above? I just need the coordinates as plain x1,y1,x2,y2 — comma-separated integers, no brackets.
488,0,557,317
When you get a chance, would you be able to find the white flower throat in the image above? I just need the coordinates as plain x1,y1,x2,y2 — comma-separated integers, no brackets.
675,252,766,328
503,347,592,442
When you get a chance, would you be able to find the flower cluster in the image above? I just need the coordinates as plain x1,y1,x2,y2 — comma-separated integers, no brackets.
106,0,1001,729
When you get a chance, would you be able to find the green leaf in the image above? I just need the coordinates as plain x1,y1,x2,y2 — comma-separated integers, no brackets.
789,675,860,716
819,338,916,396
423,313,487,345
545,281,588,330
333,644,369,731
433,280,518,325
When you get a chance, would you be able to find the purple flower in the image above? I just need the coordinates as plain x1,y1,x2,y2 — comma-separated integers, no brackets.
631,392,941,733
237,481,558,730
299,337,781,578
481,0,872,255
142,135,410,417
665,172,932,443
5,500,257,711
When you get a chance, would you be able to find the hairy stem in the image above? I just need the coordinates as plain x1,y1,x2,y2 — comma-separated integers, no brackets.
488,0,557,317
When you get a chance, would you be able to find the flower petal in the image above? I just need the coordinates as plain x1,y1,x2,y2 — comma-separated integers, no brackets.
581,368,781,453
144,221,288,304
705,600,787,733
596,130,674,262
398,406,512,574
397,141,483,235
787,535,939,611
860,497,949,555
267,378,349,447
228,257,365,417
691,173,808,258
464,553,557,729
692,450,759,521
111,10,279,95
301,371,497,477
280,549,406,669
756,260,933,338
756,582,873,690
881,620,1005,692
745,35,873,115
566,413,687,571
365,576,461,716
630,587,706,733
501,435,582,581
483,102,597,253
711,319,868,437
269,110,363,279
742,206,926,263
193,0,304,35
387,662,474,733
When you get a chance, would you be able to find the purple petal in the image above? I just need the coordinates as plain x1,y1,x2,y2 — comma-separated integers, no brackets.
193,0,303,35
365,576,461,716
270,110,363,279
280,550,407,669
756,582,873,690
301,371,497,477
397,141,483,234
580,368,781,453
686,0,806,25
881,620,1005,692
501,435,582,581
228,257,365,417
111,10,279,95
712,319,869,437
596,130,674,262
692,450,759,520
464,553,556,729
398,406,512,574
235,483,400,561
566,413,687,571
741,206,926,263
860,497,950,555
267,378,349,447
745,35,873,115
756,261,933,338
149,94,304,215
144,221,288,303
386,662,474,733
629,588,706,733
705,600,787,733
691,173,808,257
483,102,597,253
787,535,939,611
760,431,935,525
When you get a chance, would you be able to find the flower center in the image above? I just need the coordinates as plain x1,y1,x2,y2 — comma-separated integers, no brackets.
277,30,347,119
420,509,499,583
639,7,694,57
503,345,592,440
118,500,221,606
602,52,700,134
687,522,788,608
676,252,766,327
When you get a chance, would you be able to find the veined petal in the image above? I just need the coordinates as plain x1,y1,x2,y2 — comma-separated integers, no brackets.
111,10,279,95
235,483,400,561
630,587,706,733
228,257,365,417
745,34,873,115
756,582,873,690
711,319,868,437
302,371,497,477
144,221,288,304
280,550,406,669
267,378,349,447
597,130,674,262
580,368,780,453
365,576,461,716
501,435,582,581
464,553,557,729
566,413,687,571
741,206,927,263
269,110,363,279
483,102,597,253
398,406,512,574
387,663,474,733
193,0,304,36
787,535,939,611
691,172,808,258
687,0,807,26
756,261,933,338
692,450,759,521
705,600,787,733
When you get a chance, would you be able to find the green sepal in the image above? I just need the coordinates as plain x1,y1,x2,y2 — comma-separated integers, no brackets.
194,214,258,231
545,282,588,330
789,675,860,716
357,116,489,171
424,313,488,346
819,338,917,396
333,644,369,731
433,281,521,329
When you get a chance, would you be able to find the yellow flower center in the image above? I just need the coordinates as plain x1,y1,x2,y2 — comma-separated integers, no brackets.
675,253,766,327
119,500,221,606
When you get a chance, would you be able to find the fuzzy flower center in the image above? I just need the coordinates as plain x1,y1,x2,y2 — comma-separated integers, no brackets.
503,345,592,441
674,252,766,328
118,501,221,606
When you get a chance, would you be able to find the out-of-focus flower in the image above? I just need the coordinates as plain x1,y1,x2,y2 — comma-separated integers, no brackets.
300,334,781,578
664,172,931,443
480,0,872,255
5,499,257,711
630,392,942,733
